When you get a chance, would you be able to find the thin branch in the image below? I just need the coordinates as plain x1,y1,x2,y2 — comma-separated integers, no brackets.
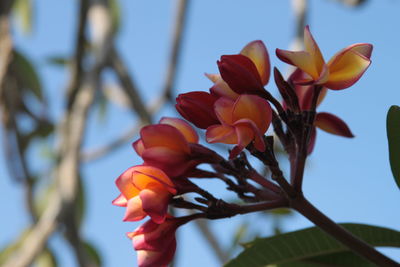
290,0,307,51
1,9,113,267
155,0,190,106
82,0,191,162
108,48,152,124
0,0,13,96
66,0,90,108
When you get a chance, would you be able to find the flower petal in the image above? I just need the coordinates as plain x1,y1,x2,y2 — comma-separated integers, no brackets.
240,40,271,85
159,117,198,143
123,196,147,222
231,95,272,133
348,43,373,59
136,240,176,267
206,73,239,99
214,97,235,124
140,124,190,154
315,112,354,137
140,184,171,224
217,54,264,94
131,165,176,193
112,194,127,207
276,49,320,80
326,49,371,90
115,167,141,199
175,91,219,129
132,139,145,156
141,147,192,178
206,124,237,144
304,25,325,74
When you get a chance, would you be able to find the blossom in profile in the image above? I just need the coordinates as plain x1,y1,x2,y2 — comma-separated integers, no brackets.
175,91,219,129
133,117,198,177
276,26,372,90
209,40,271,97
113,165,176,224
206,94,272,158
128,216,184,267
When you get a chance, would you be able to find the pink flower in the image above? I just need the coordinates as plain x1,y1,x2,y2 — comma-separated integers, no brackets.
127,217,184,267
209,40,271,97
276,26,372,90
206,94,272,158
133,117,221,177
112,165,176,224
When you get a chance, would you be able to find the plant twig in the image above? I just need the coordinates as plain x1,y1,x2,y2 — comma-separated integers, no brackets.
156,0,190,106
1,7,113,267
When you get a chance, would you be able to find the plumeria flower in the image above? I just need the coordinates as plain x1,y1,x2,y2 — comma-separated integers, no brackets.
276,26,372,90
112,165,176,224
128,216,184,267
175,92,219,129
133,117,220,177
206,94,272,159
285,69,354,153
208,40,271,98
176,41,271,129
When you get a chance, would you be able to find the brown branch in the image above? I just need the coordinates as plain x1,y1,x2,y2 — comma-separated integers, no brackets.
0,0,13,96
290,0,307,51
66,0,90,108
155,0,190,106
81,0,190,162
1,6,113,267
108,48,152,124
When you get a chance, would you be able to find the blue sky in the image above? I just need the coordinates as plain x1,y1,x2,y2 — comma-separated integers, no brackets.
1,0,400,266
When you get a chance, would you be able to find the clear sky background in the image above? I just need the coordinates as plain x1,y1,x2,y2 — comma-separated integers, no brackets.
1,0,400,266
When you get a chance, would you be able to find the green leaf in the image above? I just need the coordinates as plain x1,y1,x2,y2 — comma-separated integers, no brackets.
225,224,400,267
110,0,121,34
83,241,102,267
46,56,69,67
387,105,400,190
274,251,375,266
11,49,42,100
13,0,33,34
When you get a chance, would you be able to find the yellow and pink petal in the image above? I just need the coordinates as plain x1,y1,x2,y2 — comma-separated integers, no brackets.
115,167,141,200
139,184,172,224
231,94,272,133
130,165,176,194
159,117,199,143
141,147,193,178
326,47,372,90
123,196,147,222
206,73,239,100
140,124,190,154
112,194,127,207
206,124,237,145
240,40,271,85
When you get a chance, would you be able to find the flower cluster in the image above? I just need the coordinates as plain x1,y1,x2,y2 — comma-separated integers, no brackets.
113,26,372,266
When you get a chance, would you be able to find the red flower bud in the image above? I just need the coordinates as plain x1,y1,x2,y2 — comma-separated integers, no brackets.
175,91,219,129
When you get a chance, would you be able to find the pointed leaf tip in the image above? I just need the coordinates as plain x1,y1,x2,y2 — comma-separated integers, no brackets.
387,105,400,190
